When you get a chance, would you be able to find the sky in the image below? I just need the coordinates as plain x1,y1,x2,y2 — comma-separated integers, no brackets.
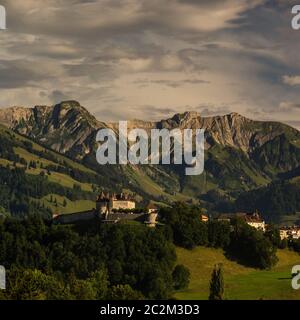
0,0,300,128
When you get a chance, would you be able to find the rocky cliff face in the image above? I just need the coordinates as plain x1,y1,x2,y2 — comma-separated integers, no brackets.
156,111,254,152
0,101,109,158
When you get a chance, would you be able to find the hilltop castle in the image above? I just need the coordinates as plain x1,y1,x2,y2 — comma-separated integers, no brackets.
53,192,158,227
96,192,136,214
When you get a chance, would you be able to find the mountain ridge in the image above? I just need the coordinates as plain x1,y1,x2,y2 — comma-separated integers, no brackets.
0,100,300,222
0,100,299,157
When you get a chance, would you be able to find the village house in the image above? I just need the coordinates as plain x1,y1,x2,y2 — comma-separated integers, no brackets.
279,226,300,240
200,214,209,222
217,212,266,232
244,212,266,232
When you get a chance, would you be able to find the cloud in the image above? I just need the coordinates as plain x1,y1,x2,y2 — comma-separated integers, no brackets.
46,90,71,104
0,59,63,89
282,75,300,86
284,120,300,130
195,104,233,116
0,0,299,128
134,78,210,88
279,101,300,111
1,0,265,39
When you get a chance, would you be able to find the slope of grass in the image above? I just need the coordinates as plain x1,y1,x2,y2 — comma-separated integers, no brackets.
25,168,94,192
34,194,95,215
175,247,300,300
0,159,15,167
14,147,57,167
124,165,194,203
46,172,93,192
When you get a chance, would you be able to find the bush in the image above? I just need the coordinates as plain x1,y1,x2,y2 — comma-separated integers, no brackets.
172,265,190,290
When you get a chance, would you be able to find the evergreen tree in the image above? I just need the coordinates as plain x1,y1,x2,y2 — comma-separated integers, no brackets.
209,264,224,300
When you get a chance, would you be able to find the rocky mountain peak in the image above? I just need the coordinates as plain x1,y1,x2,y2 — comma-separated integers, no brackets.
171,111,200,123
59,100,81,109
226,112,249,124
52,101,97,124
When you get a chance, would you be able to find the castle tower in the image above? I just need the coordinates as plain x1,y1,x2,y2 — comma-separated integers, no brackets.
96,192,109,215
145,212,158,228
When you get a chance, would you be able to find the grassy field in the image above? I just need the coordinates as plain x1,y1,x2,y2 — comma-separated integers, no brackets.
175,247,300,300
14,147,57,167
24,167,94,192
36,194,95,214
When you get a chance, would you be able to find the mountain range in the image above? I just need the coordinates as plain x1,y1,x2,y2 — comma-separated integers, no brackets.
0,100,299,222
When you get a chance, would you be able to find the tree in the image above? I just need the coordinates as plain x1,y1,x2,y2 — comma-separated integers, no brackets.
5,268,71,300
107,284,144,300
39,171,45,177
279,238,288,249
227,218,278,269
90,268,109,300
0,216,176,300
172,264,190,290
69,278,96,300
159,203,208,249
208,220,231,248
209,264,224,300
291,238,300,254
265,224,281,247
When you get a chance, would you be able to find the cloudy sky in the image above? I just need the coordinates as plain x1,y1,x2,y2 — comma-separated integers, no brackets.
0,0,300,128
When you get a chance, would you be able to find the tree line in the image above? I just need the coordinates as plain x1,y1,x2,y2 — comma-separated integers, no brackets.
160,203,279,269
0,215,190,300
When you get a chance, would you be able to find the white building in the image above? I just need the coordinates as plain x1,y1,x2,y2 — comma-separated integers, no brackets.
217,212,266,232
244,212,266,232
279,226,300,240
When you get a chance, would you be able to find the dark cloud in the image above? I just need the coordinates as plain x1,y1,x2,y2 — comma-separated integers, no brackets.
134,79,210,88
47,90,70,104
0,59,48,88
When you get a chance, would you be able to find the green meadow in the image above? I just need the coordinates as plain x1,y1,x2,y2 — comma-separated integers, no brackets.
175,247,300,300
40,194,95,215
